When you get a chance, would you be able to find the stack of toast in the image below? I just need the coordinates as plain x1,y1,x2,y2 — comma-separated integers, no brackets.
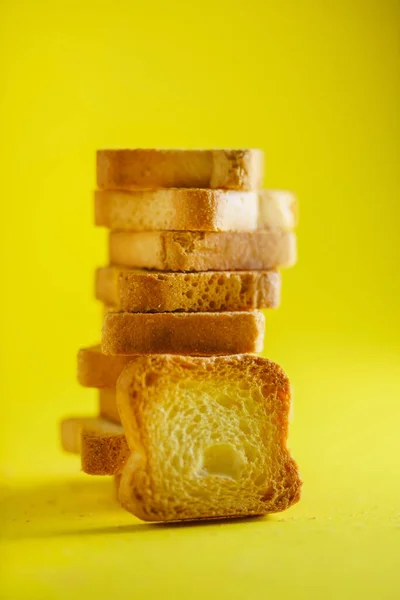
61,149,301,522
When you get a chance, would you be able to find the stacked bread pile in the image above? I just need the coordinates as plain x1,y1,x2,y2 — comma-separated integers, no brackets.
61,149,301,522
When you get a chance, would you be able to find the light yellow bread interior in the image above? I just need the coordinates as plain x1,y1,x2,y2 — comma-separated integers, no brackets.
117,354,301,522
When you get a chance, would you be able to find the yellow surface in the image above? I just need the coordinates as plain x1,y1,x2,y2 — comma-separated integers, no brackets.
1,0,399,598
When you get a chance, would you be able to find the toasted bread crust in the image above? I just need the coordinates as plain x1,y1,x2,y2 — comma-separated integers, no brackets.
101,311,265,356
82,429,129,476
95,188,297,232
116,355,301,521
60,416,127,475
109,230,297,271
77,345,135,388
60,416,125,466
95,188,259,231
97,149,264,191
95,267,281,312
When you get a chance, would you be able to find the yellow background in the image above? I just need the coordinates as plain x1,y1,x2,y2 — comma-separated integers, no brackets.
1,0,399,598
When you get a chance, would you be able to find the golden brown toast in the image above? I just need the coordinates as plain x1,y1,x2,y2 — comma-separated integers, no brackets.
60,416,128,475
95,267,281,312
109,230,297,271
77,345,134,388
97,148,264,191
101,311,265,356
95,188,297,232
116,354,301,521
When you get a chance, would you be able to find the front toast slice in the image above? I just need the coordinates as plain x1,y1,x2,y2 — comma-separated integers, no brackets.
109,230,297,271
77,345,135,388
97,148,264,191
95,189,297,232
117,354,301,521
95,267,281,312
101,311,265,356
60,416,128,475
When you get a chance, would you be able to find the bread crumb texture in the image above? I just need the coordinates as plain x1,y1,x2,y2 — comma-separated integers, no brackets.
117,354,301,521
114,269,280,312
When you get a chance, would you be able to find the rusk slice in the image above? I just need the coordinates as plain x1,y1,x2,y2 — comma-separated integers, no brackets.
102,311,265,356
109,230,296,271
60,417,97,453
95,189,297,232
60,416,128,475
95,267,281,312
82,425,128,476
95,189,258,231
116,354,301,521
97,148,264,191
77,345,134,388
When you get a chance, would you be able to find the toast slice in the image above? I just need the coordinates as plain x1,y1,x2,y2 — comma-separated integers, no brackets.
60,416,128,475
109,230,296,271
95,188,258,231
82,425,129,475
95,267,281,312
95,189,297,232
116,354,301,521
77,345,134,388
102,311,265,356
61,415,125,475
99,388,120,424
60,416,124,452
97,148,264,191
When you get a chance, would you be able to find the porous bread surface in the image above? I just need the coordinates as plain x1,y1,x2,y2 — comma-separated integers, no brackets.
109,230,297,271
97,148,264,191
101,311,265,356
77,345,135,388
117,354,301,521
95,189,259,231
82,427,129,476
99,388,120,424
96,267,281,312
